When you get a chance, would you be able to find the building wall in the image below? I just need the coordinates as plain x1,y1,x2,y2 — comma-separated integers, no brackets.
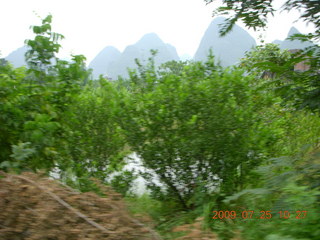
289,49,310,72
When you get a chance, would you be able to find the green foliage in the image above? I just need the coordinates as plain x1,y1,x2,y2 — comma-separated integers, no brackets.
205,0,320,112
117,55,291,209
0,15,125,184
240,43,292,78
200,2,320,235
126,194,163,219
2,14,320,240
0,15,87,171
119,53,320,238
217,145,320,240
240,43,320,112
10,142,36,164
0,63,28,164
208,0,274,35
282,0,320,39
287,44,320,111
60,78,127,182
126,194,200,239
206,0,320,39
25,14,64,74
109,170,137,196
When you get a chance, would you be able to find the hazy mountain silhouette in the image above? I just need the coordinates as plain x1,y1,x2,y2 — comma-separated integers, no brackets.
5,46,28,68
88,46,121,79
274,27,313,50
272,40,283,45
134,33,164,49
92,33,179,79
194,17,256,66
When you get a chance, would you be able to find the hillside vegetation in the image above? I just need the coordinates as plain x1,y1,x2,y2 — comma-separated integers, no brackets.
1,13,319,240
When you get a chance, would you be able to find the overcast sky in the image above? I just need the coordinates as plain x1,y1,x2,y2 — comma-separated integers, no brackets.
0,0,316,63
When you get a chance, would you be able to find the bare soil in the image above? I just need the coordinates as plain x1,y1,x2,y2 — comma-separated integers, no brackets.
172,217,218,240
0,171,161,240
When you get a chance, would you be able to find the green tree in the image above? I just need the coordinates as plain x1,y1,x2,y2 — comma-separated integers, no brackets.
240,43,320,111
0,63,28,166
60,78,127,181
240,43,292,78
118,56,286,209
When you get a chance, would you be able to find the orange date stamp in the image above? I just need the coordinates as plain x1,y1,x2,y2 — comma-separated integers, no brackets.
212,210,308,220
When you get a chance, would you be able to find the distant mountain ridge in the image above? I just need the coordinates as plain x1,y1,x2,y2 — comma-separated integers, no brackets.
91,33,180,79
88,46,121,79
194,17,256,66
115,33,179,78
273,27,314,50
5,22,314,79
5,46,28,68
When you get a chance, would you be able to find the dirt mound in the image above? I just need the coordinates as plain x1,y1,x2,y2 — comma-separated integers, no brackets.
0,171,161,240
172,217,218,240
